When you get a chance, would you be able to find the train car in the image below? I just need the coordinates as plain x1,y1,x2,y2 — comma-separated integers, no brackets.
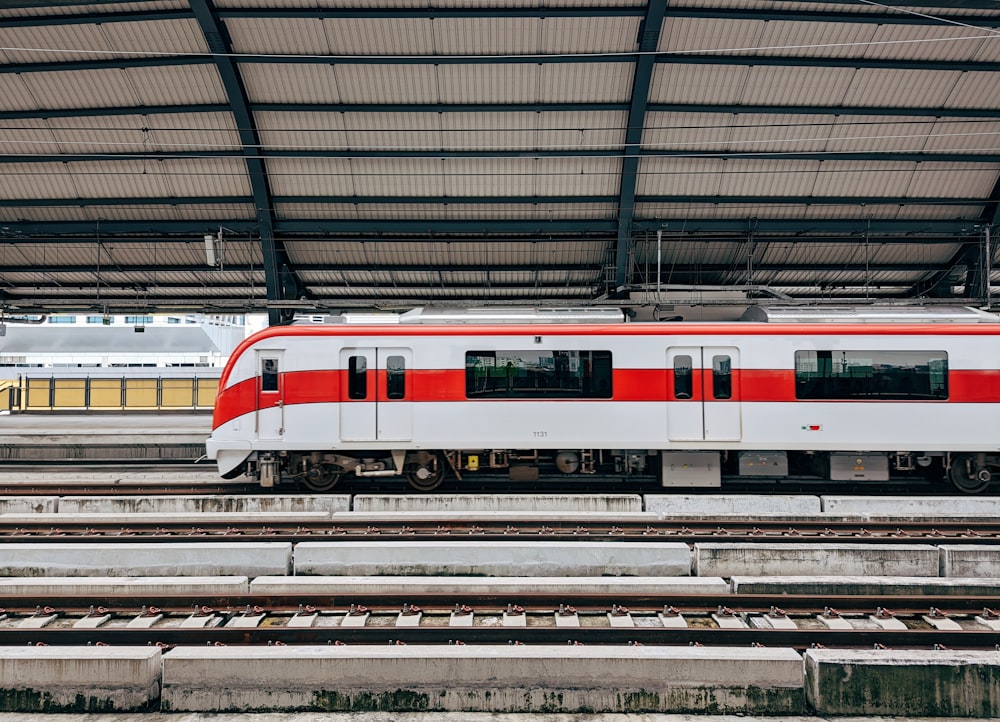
205,306,1000,493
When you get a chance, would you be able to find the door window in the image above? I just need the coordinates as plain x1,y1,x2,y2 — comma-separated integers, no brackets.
673,355,693,399
348,355,368,399
386,355,405,399
261,358,279,392
712,355,732,399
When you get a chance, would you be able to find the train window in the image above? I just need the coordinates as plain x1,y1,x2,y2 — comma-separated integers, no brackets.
712,355,732,399
465,350,613,399
347,355,368,399
261,358,279,392
386,355,405,400
673,355,693,399
795,350,948,400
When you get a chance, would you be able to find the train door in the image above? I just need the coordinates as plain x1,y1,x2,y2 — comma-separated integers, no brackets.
255,350,285,441
667,346,741,442
339,347,413,442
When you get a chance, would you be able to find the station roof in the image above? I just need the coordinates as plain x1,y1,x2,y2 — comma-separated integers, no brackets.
0,0,998,324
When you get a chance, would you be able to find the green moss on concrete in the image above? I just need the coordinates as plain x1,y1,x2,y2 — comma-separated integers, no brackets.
0,688,136,713
814,662,1000,716
312,689,433,712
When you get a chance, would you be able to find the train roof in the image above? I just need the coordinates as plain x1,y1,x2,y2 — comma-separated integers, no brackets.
296,305,999,326
741,306,1000,324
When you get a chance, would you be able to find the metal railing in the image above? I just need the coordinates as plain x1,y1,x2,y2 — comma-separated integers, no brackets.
0,371,220,413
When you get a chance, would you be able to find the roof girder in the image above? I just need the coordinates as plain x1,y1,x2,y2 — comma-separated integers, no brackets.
614,0,668,295
1,218,980,236
3,102,999,120
4,3,998,25
7,54,1000,73
188,0,300,326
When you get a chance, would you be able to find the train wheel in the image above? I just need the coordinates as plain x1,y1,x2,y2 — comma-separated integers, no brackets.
406,454,446,492
302,466,343,492
949,454,991,494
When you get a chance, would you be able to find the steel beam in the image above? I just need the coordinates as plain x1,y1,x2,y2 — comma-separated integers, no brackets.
618,1,673,293
5,53,1000,73
2,148,997,162
6,101,998,120
1,217,978,236
189,0,300,326
4,194,986,208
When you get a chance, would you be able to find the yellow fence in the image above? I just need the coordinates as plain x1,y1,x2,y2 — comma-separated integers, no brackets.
1,375,218,412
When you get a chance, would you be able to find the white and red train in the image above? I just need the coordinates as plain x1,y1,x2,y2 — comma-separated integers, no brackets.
205,306,1000,493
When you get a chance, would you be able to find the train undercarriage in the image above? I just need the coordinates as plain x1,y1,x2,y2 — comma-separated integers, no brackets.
240,447,1000,494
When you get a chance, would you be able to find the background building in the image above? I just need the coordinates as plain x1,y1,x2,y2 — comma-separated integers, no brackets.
0,314,246,369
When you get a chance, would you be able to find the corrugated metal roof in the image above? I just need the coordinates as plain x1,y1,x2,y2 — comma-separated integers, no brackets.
944,71,1000,109
743,66,859,106
216,0,645,9
906,163,1000,199
284,239,608,267
678,1,999,18
3,2,187,17
242,64,342,104
0,2,995,311
0,241,262,269
841,69,961,108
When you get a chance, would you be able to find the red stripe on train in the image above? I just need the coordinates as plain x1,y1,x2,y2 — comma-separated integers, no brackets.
213,368,1000,429
217,323,1000,390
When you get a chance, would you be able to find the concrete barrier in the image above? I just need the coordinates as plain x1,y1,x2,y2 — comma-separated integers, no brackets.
805,648,1000,716
0,576,250,596
732,575,1000,596
0,497,58,514
646,494,821,516
0,646,160,712
294,541,691,577
250,575,730,595
0,512,334,525
331,511,660,523
161,644,804,713
57,495,350,514
0,542,291,577
694,543,939,577
353,494,643,513
823,495,1000,517
941,545,1000,578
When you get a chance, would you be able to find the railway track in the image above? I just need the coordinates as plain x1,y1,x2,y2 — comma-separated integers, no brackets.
5,517,1000,542
2,592,999,649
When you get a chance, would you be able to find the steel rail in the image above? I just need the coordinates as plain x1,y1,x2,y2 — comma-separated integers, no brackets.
4,518,1000,543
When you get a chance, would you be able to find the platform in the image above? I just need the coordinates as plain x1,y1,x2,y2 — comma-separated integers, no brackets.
160,644,805,713
293,540,692,577
0,646,161,712
0,575,250,596
0,413,210,462
694,543,940,577
805,648,1000,716
0,542,291,577
250,575,730,595
730,575,1000,596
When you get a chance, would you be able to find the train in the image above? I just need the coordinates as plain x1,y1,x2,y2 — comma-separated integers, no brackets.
205,305,1000,494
